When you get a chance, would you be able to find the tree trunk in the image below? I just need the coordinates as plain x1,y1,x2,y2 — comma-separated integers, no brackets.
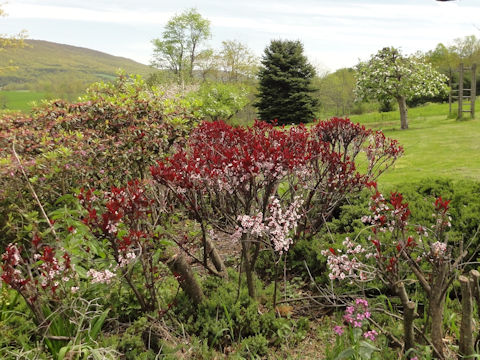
404,301,416,353
469,269,480,311
430,295,445,358
397,96,409,130
166,252,204,305
459,275,474,358
205,237,227,276
395,282,415,354
241,236,256,299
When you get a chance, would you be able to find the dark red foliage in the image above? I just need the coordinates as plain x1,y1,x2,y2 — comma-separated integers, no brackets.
151,118,403,239
435,196,450,214
1,238,73,303
80,179,152,236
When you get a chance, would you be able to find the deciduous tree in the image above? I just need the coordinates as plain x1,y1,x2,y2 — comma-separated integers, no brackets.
0,4,27,73
219,40,257,82
355,47,448,129
151,8,211,83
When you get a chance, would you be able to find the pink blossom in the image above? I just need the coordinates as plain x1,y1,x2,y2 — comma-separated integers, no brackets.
333,325,344,335
363,329,378,341
87,268,116,284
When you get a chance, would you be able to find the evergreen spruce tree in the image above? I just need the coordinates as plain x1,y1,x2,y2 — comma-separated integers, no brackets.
256,40,318,125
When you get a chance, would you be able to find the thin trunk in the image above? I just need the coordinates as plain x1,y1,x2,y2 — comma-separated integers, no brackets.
459,275,474,358
23,294,46,327
397,96,409,130
123,268,149,312
404,302,416,354
205,237,226,276
190,42,196,79
241,236,255,299
200,222,207,268
395,282,415,354
430,295,445,359
250,242,261,272
469,269,480,311
166,252,204,305
272,258,279,310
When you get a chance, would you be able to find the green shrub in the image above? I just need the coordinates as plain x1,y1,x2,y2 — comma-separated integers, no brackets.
239,335,268,359
174,269,309,354
114,317,156,360
290,179,480,288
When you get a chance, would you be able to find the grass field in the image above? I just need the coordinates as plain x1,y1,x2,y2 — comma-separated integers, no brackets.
348,101,480,188
2,92,478,190
0,90,47,112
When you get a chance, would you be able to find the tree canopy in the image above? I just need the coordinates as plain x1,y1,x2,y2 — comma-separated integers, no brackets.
256,40,318,125
0,4,27,73
219,40,257,82
355,47,448,129
151,8,210,83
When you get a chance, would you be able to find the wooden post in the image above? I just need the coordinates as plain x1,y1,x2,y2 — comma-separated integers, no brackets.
458,63,464,119
471,64,476,118
448,68,452,116
459,275,474,358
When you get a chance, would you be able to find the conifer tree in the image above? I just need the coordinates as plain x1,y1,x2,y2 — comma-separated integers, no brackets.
256,40,318,125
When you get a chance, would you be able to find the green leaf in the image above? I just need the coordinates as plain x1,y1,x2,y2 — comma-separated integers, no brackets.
353,327,362,340
334,348,355,360
57,345,71,360
358,341,379,359
75,264,88,278
91,349,104,360
90,308,110,340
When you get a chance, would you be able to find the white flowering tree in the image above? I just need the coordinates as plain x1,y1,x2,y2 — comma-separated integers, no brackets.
355,47,448,129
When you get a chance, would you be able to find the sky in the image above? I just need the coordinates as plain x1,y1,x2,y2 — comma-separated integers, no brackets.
3,0,480,72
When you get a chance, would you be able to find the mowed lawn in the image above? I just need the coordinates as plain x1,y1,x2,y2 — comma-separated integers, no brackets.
349,103,480,188
0,90,46,112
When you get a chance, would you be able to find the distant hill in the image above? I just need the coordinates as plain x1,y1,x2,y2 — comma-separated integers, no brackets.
0,40,155,95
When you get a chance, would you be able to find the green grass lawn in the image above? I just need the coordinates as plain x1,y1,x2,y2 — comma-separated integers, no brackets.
0,90,47,112
348,102,480,188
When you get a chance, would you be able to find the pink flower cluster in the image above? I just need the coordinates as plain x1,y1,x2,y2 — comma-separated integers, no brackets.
430,241,447,258
334,298,377,341
266,197,303,254
321,238,372,281
232,197,303,254
363,329,378,341
343,298,371,327
86,268,116,284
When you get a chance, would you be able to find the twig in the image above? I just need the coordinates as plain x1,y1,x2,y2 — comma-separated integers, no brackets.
43,335,72,341
12,142,59,240
368,316,402,348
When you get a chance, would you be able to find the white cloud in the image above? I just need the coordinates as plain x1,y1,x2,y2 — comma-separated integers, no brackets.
4,0,480,71
4,3,172,25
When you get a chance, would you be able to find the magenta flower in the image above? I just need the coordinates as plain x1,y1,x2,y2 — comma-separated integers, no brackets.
333,325,344,335
363,329,378,341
